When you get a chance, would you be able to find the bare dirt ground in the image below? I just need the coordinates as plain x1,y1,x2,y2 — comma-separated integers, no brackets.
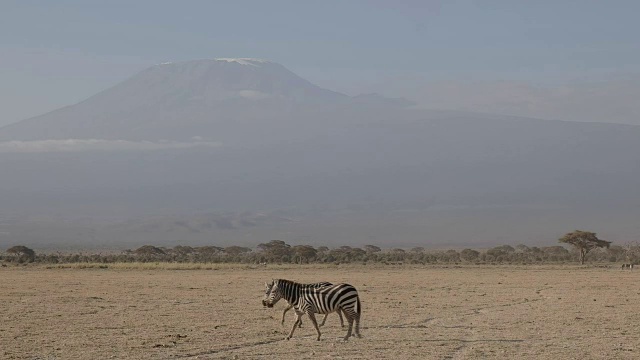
1,264,639,359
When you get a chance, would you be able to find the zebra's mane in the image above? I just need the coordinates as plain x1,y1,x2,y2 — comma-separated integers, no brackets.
275,279,301,287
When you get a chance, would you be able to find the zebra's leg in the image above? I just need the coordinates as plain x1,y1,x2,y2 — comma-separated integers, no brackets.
354,310,362,338
287,311,303,340
319,309,344,327
283,304,303,327
306,311,322,341
319,313,329,327
282,304,292,325
343,313,354,341
353,296,362,338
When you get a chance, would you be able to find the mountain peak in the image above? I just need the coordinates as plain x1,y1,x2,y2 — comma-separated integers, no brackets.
214,58,271,66
0,57,349,141
155,58,272,68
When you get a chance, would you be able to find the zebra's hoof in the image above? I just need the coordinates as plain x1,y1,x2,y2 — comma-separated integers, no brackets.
285,337,291,341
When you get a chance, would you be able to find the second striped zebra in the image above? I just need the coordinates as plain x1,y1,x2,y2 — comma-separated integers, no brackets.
279,281,345,328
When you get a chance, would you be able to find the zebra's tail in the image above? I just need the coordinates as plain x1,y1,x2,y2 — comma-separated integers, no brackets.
356,295,361,317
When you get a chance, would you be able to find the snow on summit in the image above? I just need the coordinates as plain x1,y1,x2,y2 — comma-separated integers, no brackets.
154,58,270,67
214,58,270,66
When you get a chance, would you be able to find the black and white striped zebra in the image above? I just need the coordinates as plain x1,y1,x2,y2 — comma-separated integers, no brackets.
262,279,361,341
279,281,345,328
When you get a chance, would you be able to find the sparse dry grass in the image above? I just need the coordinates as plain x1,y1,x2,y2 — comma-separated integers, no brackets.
1,264,638,359
41,262,251,271
38,262,379,270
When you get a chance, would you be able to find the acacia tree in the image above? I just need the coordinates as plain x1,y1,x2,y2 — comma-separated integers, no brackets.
257,240,292,262
410,247,425,253
196,246,224,255
134,245,166,256
460,249,480,261
363,245,381,254
224,246,252,256
6,245,36,263
291,245,317,264
558,230,611,264
623,241,640,264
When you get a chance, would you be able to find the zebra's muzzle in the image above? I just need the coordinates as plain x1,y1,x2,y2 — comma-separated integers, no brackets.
262,300,274,308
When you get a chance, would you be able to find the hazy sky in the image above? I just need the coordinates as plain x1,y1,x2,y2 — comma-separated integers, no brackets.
2,0,639,126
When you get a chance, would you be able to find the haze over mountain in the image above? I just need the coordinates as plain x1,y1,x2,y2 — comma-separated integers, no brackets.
0,58,350,142
1,59,639,249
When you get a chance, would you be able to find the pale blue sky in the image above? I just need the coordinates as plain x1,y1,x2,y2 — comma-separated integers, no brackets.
2,0,639,125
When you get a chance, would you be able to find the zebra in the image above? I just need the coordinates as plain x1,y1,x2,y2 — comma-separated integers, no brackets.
262,279,361,341
622,263,634,270
279,281,345,328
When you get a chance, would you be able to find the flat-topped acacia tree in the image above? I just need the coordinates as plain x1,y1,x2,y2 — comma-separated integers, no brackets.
558,230,611,264
6,245,36,263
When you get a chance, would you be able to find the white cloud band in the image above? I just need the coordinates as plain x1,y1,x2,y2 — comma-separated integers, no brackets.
0,139,223,153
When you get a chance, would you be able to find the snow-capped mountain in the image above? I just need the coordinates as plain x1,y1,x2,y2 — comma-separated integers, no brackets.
1,58,640,248
0,58,351,142
142,58,347,102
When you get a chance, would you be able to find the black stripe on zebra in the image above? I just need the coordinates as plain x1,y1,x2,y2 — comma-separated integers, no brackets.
275,282,345,328
262,279,361,341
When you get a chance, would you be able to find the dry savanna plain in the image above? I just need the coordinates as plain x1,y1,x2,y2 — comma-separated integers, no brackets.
1,263,639,359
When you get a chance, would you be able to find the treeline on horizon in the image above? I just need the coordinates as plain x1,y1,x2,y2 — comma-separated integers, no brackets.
2,239,639,266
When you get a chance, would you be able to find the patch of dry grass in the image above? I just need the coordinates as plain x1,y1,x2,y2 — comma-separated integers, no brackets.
1,265,638,359
42,262,241,270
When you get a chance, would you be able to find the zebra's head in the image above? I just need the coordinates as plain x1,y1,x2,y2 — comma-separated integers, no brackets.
262,279,282,308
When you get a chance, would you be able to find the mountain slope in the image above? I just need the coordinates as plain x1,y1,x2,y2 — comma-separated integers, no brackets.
0,58,349,142
0,59,639,248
